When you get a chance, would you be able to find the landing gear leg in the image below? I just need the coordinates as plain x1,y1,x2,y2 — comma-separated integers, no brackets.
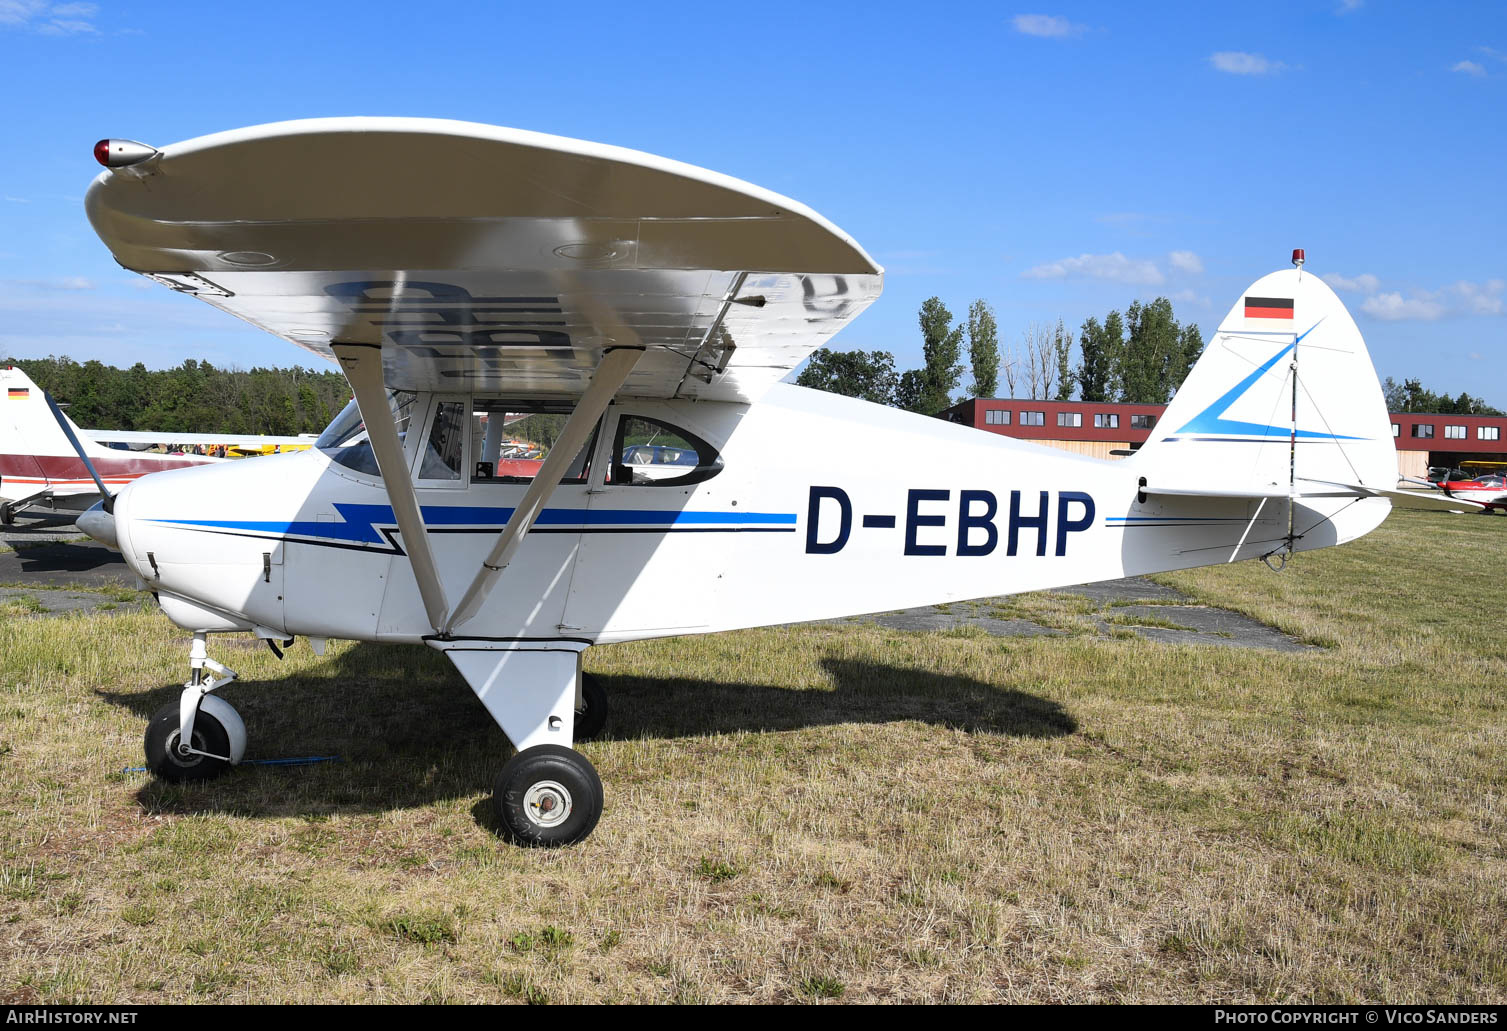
435,641,604,847
144,632,246,782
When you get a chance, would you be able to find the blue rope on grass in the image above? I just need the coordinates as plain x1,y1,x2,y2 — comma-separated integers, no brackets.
121,755,341,774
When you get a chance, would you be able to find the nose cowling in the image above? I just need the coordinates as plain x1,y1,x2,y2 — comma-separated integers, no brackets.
76,501,118,551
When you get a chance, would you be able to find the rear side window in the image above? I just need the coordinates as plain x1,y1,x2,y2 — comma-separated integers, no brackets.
608,415,722,487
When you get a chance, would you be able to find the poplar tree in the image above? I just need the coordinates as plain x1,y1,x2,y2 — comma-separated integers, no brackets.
966,300,1000,398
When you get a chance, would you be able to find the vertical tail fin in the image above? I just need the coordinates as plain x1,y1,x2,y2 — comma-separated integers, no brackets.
0,366,110,461
1131,268,1395,494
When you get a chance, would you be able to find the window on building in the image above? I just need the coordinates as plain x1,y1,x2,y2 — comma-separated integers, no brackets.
1392,423,1400,437
1094,413,1120,429
1130,414,1156,429
1445,425,1466,439
1057,412,1082,428
984,409,1011,426
1479,426,1500,441
1411,424,1434,439
1020,411,1045,427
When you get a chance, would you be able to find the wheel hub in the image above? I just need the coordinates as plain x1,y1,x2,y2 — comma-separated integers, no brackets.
522,780,573,828
165,730,205,768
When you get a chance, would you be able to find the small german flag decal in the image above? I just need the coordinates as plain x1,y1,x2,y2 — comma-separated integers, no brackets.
6,387,27,400
1244,296,1294,320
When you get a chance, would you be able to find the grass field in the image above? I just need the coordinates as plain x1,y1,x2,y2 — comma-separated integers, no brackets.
0,508,1504,1003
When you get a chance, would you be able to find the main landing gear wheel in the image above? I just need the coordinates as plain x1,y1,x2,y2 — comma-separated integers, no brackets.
143,702,234,782
574,672,608,742
493,745,603,847
0,503,13,527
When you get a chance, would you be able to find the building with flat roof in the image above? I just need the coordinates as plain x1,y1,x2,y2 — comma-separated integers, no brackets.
938,398,1507,483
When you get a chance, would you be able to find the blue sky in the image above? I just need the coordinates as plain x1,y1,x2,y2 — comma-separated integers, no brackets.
0,1,1502,402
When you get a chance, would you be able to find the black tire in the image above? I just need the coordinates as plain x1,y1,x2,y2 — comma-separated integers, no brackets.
0,504,13,527
143,702,232,783
493,745,603,847
574,672,608,742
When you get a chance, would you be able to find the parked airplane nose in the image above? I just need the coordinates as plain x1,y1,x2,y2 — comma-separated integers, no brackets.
76,501,118,551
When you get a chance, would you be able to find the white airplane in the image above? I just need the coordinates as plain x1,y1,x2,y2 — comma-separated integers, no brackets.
74,119,1453,847
0,366,313,523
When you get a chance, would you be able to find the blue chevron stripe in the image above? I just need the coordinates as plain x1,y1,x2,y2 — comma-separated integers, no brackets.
152,503,797,546
1174,320,1362,441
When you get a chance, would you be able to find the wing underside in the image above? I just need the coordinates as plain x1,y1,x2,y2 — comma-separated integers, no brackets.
85,118,884,402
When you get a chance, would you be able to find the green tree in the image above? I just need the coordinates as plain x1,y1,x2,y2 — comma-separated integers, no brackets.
966,300,999,398
1121,298,1181,404
895,369,927,413
1053,319,1074,401
1170,323,1204,397
916,297,964,414
796,348,899,405
1075,314,1122,402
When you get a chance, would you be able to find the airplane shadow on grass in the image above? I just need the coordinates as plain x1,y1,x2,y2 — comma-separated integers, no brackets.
96,640,1076,827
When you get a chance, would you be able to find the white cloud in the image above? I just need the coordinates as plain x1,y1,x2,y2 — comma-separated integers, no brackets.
1168,250,1204,275
1362,293,1444,321
1022,252,1165,286
1360,280,1504,321
0,0,98,33
1452,60,1486,77
1336,0,1363,12
1012,14,1083,38
1323,272,1380,294
10,276,96,290
1454,278,1506,315
1210,51,1287,76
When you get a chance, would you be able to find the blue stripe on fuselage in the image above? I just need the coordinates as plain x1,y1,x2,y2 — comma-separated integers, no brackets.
151,503,797,545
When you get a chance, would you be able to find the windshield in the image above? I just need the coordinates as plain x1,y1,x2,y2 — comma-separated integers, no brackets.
318,390,417,476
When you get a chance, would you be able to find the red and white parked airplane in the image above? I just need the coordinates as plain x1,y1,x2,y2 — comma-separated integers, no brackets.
0,366,304,523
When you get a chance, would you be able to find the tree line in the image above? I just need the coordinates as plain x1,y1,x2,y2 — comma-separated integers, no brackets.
798,297,1498,418
1381,377,1502,416
797,295,1204,413
4,356,352,435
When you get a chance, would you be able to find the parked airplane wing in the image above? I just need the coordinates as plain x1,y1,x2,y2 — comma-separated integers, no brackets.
85,118,884,404
84,430,313,449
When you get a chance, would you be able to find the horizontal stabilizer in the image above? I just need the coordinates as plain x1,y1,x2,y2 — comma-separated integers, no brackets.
1140,478,1485,512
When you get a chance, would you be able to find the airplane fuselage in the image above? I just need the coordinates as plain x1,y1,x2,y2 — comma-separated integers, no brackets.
106,383,1382,645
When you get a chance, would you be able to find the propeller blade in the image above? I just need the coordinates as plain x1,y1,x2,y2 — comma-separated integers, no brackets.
41,390,114,512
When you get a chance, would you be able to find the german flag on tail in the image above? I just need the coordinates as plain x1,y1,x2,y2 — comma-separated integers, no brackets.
6,387,27,400
1244,296,1294,320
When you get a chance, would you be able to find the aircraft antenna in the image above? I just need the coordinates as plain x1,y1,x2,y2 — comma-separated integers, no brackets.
1284,248,1305,557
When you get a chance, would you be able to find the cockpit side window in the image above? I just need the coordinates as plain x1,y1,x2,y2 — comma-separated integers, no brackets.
469,402,596,484
607,415,722,487
319,390,417,477
420,401,466,481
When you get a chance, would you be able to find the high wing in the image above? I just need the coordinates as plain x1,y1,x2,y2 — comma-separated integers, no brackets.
85,118,884,403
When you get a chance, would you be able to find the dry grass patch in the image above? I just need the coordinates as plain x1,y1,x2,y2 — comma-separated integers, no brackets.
0,509,1503,1002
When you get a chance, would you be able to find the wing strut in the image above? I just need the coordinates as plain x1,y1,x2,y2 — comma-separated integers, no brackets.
332,343,450,633
443,345,646,635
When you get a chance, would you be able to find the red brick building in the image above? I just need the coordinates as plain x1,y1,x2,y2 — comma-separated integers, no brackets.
939,398,1507,482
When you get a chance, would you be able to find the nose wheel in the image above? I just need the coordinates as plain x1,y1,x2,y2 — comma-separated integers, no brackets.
493,745,603,847
144,701,236,782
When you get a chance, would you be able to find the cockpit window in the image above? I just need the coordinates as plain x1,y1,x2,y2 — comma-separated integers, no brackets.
608,415,722,486
469,402,595,484
420,401,466,481
318,391,417,477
